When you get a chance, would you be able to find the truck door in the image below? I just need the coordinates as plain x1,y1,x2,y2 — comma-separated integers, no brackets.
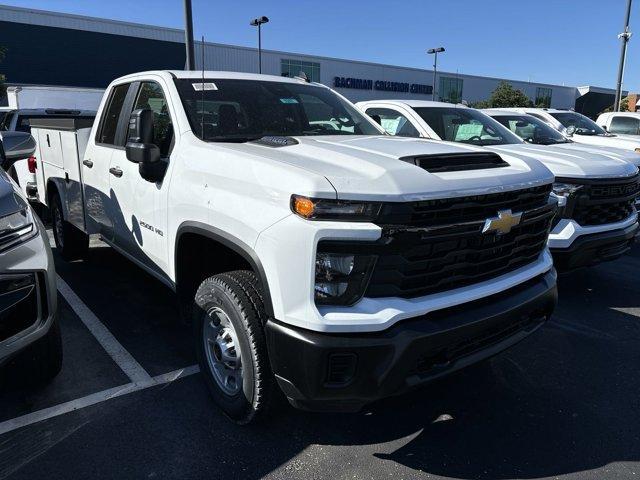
107,79,173,279
82,82,132,240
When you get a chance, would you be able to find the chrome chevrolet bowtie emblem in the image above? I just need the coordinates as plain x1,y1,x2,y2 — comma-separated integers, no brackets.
482,209,522,235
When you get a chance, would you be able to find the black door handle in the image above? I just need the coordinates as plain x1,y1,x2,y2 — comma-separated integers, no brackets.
82,159,93,168
109,167,123,178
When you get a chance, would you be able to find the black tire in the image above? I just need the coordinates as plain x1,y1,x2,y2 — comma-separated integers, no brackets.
21,317,63,386
193,270,274,424
50,192,89,261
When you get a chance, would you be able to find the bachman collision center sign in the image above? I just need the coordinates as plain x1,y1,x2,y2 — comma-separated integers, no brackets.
334,76,433,95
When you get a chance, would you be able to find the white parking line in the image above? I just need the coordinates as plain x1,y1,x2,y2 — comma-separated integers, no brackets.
0,365,200,436
56,275,152,383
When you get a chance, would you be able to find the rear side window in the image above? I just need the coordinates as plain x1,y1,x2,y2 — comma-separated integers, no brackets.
98,84,130,145
609,116,640,135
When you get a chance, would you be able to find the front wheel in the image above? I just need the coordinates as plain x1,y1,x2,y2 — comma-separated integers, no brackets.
193,270,275,424
50,193,89,261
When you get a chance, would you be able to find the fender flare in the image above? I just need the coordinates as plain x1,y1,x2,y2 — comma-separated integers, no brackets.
175,221,275,318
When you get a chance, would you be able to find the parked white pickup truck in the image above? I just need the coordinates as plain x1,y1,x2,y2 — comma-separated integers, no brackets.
503,108,640,152
596,111,640,137
357,100,639,270
33,70,558,423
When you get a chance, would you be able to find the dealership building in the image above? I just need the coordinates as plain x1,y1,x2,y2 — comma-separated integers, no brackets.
0,4,622,117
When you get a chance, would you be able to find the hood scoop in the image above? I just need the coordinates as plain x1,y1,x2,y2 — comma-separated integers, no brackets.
402,152,509,173
251,136,299,148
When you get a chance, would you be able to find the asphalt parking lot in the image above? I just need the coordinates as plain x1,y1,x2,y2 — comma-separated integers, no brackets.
1,234,640,480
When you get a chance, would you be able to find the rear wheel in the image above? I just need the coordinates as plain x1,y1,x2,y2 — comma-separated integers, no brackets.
193,270,275,424
50,192,89,261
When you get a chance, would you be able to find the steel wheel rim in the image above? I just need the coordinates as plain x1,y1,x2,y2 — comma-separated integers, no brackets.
53,204,64,248
203,307,243,396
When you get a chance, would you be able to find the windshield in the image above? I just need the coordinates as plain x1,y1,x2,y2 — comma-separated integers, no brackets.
492,114,570,145
174,78,382,142
550,111,607,136
413,107,523,146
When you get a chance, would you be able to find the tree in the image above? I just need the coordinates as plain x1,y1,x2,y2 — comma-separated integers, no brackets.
469,81,533,109
599,96,629,115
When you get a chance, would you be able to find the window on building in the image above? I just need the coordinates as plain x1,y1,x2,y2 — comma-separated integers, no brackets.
535,87,553,108
281,59,321,82
364,107,420,137
438,77,463,103
609,115,640,135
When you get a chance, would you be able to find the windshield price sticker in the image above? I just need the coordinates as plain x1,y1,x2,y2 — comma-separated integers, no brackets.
193,82,218,91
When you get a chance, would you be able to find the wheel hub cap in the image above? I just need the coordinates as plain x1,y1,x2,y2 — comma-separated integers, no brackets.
203,307,242,396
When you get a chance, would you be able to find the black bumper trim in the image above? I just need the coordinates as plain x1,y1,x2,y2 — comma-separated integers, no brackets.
551,221,638,271
265,269,557,412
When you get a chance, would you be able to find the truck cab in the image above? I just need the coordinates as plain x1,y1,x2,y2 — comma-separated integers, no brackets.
596,111,640,137
34,71,558,423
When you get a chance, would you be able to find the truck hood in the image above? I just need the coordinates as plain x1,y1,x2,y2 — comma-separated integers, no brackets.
488,143,638,179
550,142,640,167
214,135,553,201
570,133,640,151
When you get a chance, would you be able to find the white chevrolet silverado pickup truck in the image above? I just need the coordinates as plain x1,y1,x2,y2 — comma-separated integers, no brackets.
357,100,640,270
32,71,558,423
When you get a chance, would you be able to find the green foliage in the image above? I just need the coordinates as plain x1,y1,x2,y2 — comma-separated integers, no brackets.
469,81,534,109
600,96,629,115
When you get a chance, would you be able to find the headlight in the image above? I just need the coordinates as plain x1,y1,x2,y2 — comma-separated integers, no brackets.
291,195,381,221
315,251,376,306
0,207,35,252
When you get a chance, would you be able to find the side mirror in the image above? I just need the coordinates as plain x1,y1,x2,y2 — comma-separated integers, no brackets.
0,131,36,170
565,125,576,136
125,109,165,182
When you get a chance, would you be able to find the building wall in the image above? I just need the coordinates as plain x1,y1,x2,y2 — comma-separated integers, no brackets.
0,4,590,111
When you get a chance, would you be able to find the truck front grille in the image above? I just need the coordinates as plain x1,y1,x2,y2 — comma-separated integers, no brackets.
319,185,555,300
568,175,640,226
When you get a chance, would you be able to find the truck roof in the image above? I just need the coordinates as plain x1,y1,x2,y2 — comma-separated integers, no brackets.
358,99,466,109
114,70,322,86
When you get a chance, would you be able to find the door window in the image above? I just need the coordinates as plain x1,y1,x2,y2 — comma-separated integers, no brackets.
609,116,640,135
97,83,130,145
130,82,174,157
365,107,420,137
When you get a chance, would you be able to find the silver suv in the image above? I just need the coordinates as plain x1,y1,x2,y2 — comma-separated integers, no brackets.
0,131,61,385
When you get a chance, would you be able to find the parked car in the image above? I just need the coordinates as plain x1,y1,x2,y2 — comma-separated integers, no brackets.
596,111,640,136
33,70,558,423
499,108,640,152
0,109,96,203
0,131,62,385
356,100,639,270
484,109,640,166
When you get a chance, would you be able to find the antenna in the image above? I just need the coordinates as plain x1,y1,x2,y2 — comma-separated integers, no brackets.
201,35,205,140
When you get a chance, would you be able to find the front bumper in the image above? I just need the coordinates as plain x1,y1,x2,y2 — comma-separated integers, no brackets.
0,216,57,366
266,269,557,412
551,221,638,271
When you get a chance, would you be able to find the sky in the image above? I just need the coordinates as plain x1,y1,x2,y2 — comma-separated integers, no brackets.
2,0,637,90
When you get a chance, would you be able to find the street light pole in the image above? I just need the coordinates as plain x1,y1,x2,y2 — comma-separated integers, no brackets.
427,47,445,101
250,16,269,74
615,0,633,111
183,0,195,70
